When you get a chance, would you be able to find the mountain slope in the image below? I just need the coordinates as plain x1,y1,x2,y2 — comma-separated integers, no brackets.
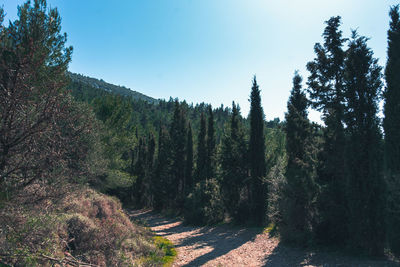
68,72,158,103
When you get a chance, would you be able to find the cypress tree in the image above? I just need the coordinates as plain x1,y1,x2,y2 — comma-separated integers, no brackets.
207,106,216,178
129,134,139,204
249,76,267,225
384,5,400,256
134,137,147,206
170,101,187,210
283,71,317,244
344,32,385,255
185,123,194,195
154,125,172,210
306,16,348,245
220,102,248,222
196,113,208,182
146,133,156,206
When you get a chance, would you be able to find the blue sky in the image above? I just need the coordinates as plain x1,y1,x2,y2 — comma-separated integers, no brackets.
3,0,399,121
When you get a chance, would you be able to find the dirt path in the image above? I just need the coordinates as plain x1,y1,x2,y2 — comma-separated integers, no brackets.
128,209,399,267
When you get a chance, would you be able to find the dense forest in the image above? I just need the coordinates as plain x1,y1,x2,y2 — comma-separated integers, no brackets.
1,0,400,265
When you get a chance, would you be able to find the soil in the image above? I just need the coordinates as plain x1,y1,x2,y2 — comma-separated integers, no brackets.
128,209,399,267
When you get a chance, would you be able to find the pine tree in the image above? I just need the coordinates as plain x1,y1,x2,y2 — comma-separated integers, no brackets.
220,102,248,222
206,106,216,178
306,16,348,245
344,32,385,255
196,113,208,182
384,5,400,256
282,71,317,244
0,0,80,194
185,123,194,195
249,76,267,225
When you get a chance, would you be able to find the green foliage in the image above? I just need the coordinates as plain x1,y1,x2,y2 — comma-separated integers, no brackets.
1,213,63,266
184,179,225,225
196,112,208,182
68,72,158,103
185,124,194,195
153,236,177,266
219,102,249,223
206,106,216,178
266,156,287,228
249,76,267,226
265,127,286,170
0,0,73,195
68,79,239,211
384,5,400,257
91,95,136,194
344,31,385,256
307,16,348,246
130,134,156,207
153,126,173,211
281,71,318,245
170,101,188,210
305,15,388,256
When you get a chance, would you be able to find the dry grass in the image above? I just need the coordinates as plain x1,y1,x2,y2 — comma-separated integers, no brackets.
0,187,165,266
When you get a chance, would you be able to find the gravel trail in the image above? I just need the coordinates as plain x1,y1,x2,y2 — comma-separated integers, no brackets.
129,209,399,267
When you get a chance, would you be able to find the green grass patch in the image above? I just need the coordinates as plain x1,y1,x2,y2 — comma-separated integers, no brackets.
153,236,177,267
264,222,278,237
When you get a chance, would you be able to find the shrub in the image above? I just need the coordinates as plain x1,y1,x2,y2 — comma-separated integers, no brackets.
266,156,287,227
184,179,224,225
0,187,166,266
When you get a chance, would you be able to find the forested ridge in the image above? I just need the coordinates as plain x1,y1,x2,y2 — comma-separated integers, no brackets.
1,0,400,266
68,72,159,104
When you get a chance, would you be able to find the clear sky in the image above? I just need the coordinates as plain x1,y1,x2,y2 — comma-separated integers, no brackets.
3,0,399,121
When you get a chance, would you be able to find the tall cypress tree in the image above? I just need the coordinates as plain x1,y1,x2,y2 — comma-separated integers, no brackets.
154,125,172,210
146,133,156,207
206,106,216,178
344,32,385,255
249,76,267,225
306,16,348,245
196,112,208,182
185,123,194,195
220,102,248,222
129,133,139,204
384,5,400,256
283,71,317,244
134,137,147,206
170,101,187,210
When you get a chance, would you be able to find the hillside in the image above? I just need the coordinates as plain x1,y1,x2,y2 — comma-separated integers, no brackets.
0,188,171,266
68,72,158,104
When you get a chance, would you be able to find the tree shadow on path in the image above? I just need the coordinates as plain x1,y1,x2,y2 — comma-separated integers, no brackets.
263,242,400,267
129,209,263,266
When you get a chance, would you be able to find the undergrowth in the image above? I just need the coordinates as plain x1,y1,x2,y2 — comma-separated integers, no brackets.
153,236,177,266
264,222,279,237
0,187,168,266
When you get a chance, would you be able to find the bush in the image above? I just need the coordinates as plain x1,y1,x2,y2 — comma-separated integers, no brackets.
266,156,287,227
184,179,224,225
0,187,165,266
153,236,177,266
